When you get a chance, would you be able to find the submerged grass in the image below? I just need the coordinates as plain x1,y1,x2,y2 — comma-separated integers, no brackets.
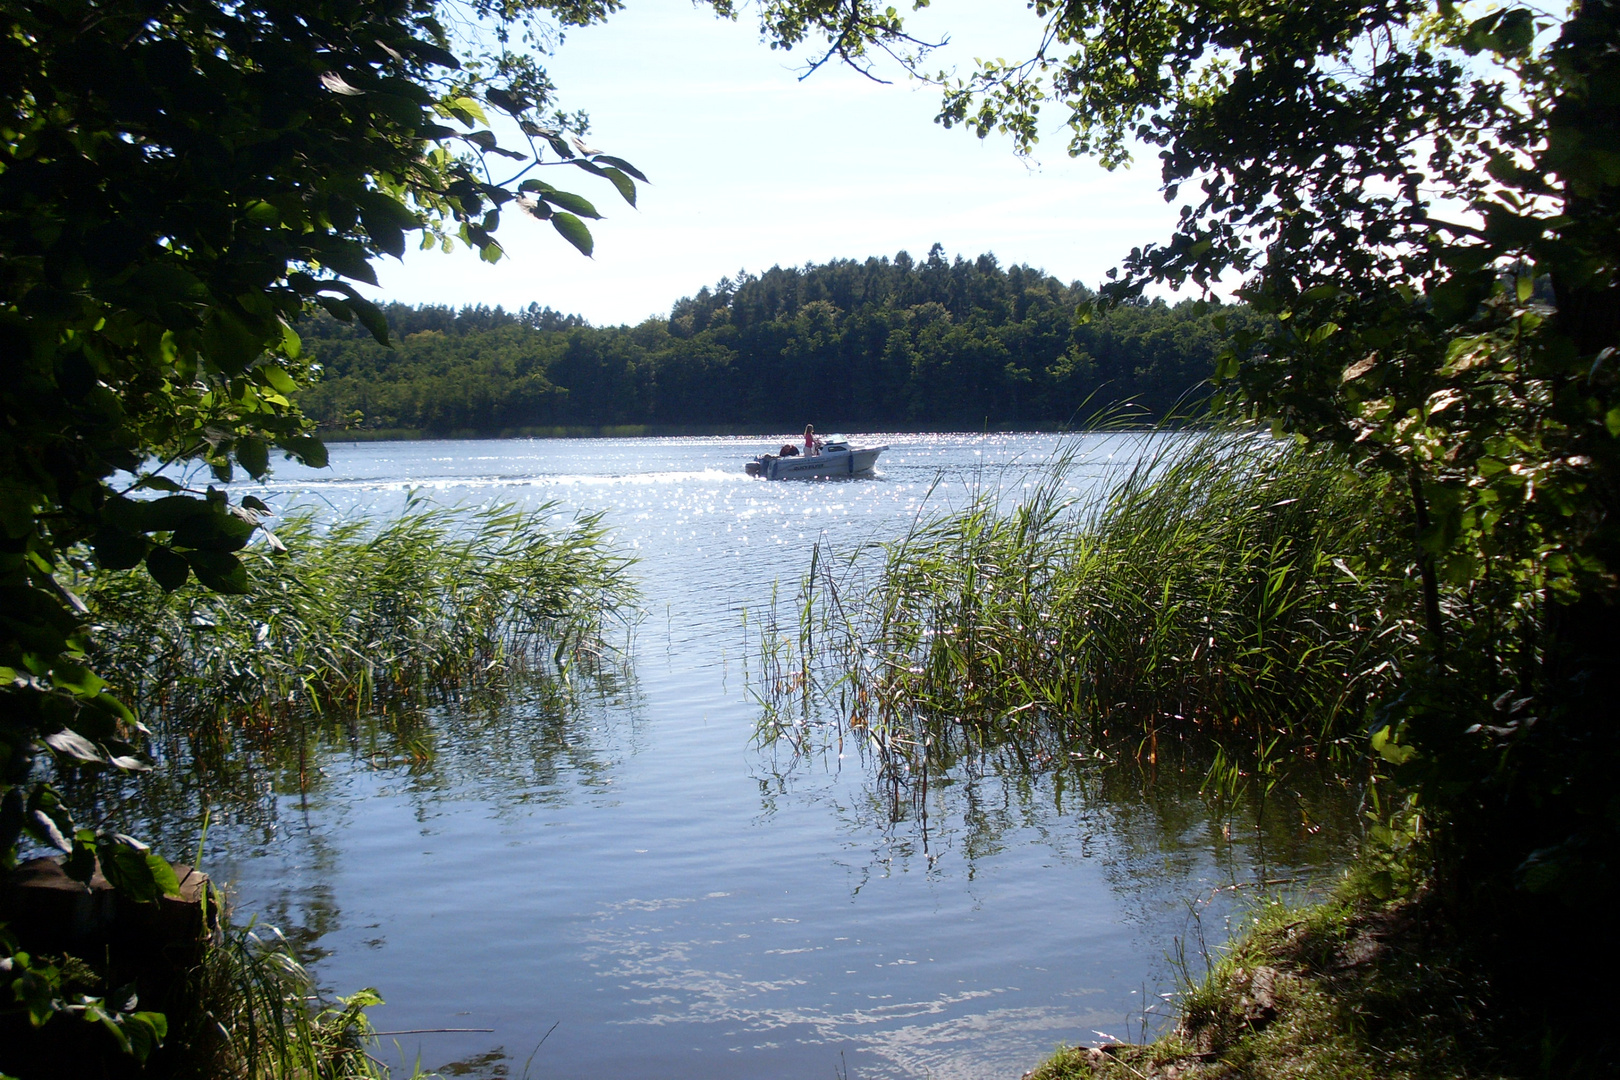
81,496,636,743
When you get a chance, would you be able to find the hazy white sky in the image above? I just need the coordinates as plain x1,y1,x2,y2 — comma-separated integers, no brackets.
364,0,1181,326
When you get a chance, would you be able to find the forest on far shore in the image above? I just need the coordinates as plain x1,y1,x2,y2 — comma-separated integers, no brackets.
299,245,1260,435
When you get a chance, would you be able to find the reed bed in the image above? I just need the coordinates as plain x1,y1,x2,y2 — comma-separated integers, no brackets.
82,497,636,742
764,431,1421,786
155,917,413,1080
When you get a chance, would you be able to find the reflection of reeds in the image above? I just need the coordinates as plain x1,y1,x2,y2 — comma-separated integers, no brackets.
762,430,1420,803
82,498,637,744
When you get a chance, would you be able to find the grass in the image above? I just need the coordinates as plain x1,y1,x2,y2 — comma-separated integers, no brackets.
54,497,635,1077
758,429,1422,799
743,428,1587,1080
1027,866,1511,1080
163,917,421,1080
80,496,636,745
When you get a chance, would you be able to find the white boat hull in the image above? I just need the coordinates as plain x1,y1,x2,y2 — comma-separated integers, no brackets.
747,446,886,480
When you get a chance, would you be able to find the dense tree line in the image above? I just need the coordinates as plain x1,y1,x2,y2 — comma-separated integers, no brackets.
298,246,1258,434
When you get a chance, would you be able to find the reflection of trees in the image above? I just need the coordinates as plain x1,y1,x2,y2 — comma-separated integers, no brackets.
54,664,640,958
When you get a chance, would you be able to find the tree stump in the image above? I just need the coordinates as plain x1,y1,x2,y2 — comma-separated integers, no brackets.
0,855,224,1079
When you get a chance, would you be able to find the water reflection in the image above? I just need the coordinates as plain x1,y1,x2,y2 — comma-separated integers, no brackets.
63,435,1361,1079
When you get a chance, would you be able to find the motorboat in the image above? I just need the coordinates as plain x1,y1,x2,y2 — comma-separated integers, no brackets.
746,435,887,480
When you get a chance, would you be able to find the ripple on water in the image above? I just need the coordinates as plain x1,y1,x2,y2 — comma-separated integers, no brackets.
142,433,1357,1080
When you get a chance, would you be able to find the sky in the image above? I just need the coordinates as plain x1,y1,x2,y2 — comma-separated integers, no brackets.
363,0,1183,327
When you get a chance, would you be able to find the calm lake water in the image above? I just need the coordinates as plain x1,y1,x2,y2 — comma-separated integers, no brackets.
147,434,1359,1078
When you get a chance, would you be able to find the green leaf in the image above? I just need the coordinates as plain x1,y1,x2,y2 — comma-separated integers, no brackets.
551,213,594,257
100,839,164,902
318,243,381,287
121,1010,169,1063
243,200,279,225
51,663,106,697
259,364,299,395
145,853,181,897
540,190,601,219
201,308,269,375
91,526,150,570
599,167,637,208
451,96,488,123
592,155,649,183
235,436,270,479
284,434,329,469
356,190,420,261
402,37,460,70
137,494,210,531
172,510,255,552
27,808,72,852
43,729,105,764
1371,724,1417,765
350,296,392,346
1304,321,1340,345
279,319,303,360
65,834,98,884
134,475,184,493
146,546,191,592
185,550,250,594
317,296,355,322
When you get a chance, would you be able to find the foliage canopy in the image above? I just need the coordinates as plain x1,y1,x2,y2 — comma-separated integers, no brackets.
0,0,657,1050
292,250,1257,433
905,0,1618,1060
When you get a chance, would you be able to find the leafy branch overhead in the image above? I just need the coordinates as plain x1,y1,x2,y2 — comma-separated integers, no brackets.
0,0,946,1052
909,0,1619,973
0,0,655,959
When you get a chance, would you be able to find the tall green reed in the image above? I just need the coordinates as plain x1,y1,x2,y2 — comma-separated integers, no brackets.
165,919,409,1080
80,496,636,744
59,501,630,1076
766,430,1421,787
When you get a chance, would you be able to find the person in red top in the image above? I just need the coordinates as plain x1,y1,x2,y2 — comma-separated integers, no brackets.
804,424,823,456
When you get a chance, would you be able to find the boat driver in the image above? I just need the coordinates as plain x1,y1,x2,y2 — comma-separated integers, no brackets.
804,424,823,457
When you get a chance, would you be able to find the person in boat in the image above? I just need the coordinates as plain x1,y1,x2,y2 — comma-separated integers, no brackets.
804,424,823,457
779,443,799,457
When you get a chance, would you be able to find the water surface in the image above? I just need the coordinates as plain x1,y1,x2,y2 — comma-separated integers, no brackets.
146,434,1359,1078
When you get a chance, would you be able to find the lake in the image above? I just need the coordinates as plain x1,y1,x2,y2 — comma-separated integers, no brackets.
141,433,1359,1079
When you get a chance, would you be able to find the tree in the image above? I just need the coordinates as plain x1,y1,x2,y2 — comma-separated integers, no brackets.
0,0,661,1046
0,0,928,991
910,0,1618,1059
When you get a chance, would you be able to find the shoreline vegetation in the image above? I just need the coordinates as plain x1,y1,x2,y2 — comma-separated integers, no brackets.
758,430,1414,800
295,252,1259,439
750,425,1598,1079
27,502,638,1079
1028,873,1508,1080
77,498,635,737
317,421,1123,442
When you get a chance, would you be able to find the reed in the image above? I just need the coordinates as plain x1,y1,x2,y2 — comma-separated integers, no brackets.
81,497,637,744
159,919,408,1080
768,430,1421,784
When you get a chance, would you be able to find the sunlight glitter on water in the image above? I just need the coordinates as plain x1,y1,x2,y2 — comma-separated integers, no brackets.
151,432,1364,1080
